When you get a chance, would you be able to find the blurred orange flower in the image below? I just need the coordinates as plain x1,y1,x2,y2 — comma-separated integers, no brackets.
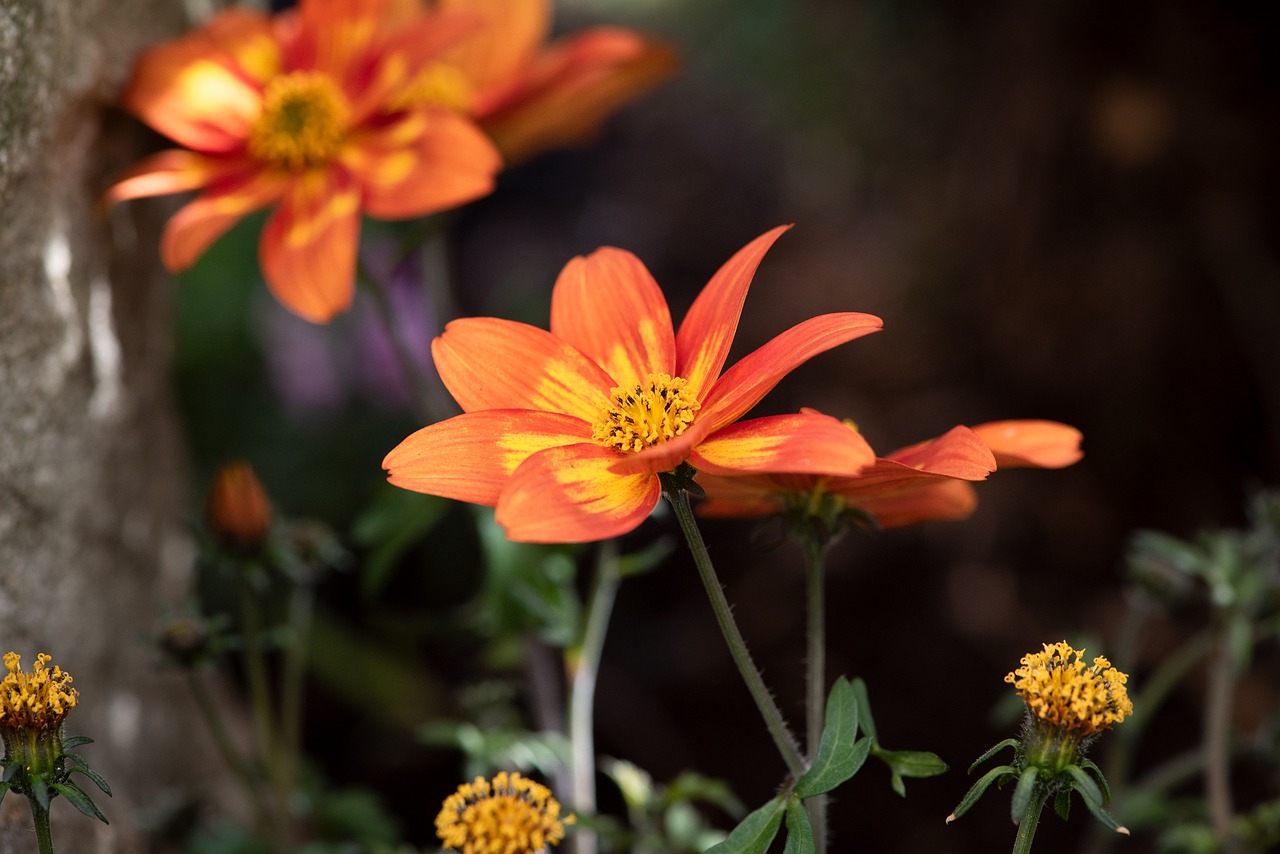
412,0,679,161
698,418,1083,529
106,0,502,323
384,226,883,543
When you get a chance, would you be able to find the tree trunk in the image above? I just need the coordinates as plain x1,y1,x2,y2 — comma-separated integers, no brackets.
0,1,232,850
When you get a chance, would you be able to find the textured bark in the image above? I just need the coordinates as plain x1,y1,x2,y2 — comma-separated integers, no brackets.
0,1,229,850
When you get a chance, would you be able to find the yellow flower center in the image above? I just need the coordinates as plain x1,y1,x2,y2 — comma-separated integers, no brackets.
436,771,573,854
592,373,700,453
1005,641,1132,735
394,63,474,113
248,71,350,170
0,652,77,731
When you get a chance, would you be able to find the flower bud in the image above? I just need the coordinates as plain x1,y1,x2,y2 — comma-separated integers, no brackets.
207,461,272,551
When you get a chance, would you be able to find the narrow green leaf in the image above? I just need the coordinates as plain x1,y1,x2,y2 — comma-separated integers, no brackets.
850,678,877,741
1053,789,1072,822
1080,759,1112,805
31,777,50,812
1065,764,1103,808
69,763,112,796
948,765,1016,822
60,736,93,750
1067,776,1127,834
876,749,949,796
794,678,864,798
1010,767,1040,824
704,797,785,854
968,738,1020,773
783,797,816,854
51,782,108,824
0,781,9,810
2,762,20,783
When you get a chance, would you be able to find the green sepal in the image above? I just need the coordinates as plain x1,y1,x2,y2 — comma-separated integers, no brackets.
850,678,876,741
704,796,785,854
794,677,871,798
51,781,109,824
948,764,1016,822
69,762,112,796
1065,768,1127,834
658,462,705,500
1053,789,1072,822
2,761,20,784
60,736,94,750
1080,758,1112,805
968,738,1019,774
873,749,948,797
1010,767,1040,824
782,797,815,854
0,780,10,809
30,776,50,812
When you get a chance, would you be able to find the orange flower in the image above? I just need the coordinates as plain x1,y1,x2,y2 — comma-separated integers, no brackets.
383,226,883,543
406,0,678,161
699,418,1083,529
106,0,502,323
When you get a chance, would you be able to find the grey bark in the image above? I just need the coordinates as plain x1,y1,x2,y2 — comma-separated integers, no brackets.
0,1,236,850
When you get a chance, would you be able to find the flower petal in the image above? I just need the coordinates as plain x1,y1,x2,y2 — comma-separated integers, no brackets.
549,247,676,388
689,411,875,477
696,473,796,518
383,409,590,506
697,312,884,432
847,479,978,529
259,167,361,322
970,420,1084,469
432,317,615,419
674,225,791,400
496,443,660,543
160,164,287,271
885,425,997,480
437,0,551,92
103,150,232,205
123,8,277,152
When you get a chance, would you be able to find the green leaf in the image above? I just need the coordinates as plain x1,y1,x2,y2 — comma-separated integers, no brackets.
1054,789,1072,822
0,780,10,809
60,736,94,750
350,487,449,599
704,797,785,854
69,763,112,796
874,749,948,796
1080,759,1112,805
794,677,870,798
947,764,1016,823
51,782,108,824
1010,767,1040,824
850,678,877,742
1066,770,1127,834
968,738,1020,773
782,797,815,854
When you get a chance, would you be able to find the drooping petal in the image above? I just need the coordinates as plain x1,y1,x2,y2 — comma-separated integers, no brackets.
549,247,676,387
885,425,997,481
689,411,875,477
697,312,883,433
436,0,551,92
970,420,1084,469
696,473,796,518
258,167,362,322
474,27,679,162
383,409,590,506
160,164,288,271
103,150,233,205
432,317,615,419
848,478,978,529
123,8,277,153
345,109,500,219
496,443,660,543
674,226,791,400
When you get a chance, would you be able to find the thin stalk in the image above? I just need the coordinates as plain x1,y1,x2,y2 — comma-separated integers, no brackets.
803,537,830,853
279,584,315,804
664,486,806,777
1204,629,1239,850
30,799,53,854
239,580,290,851
356,260,439,424
568,542,622,854
186,671,275,835
1011,787,1048,854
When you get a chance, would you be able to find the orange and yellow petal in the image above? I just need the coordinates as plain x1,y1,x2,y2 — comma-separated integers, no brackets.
674,226,791,400
689,411,875,477
549,247,676,388
496,444,660,543
433,317,615,419
383,410,590,506
697,312,883,434
160,164,288,271
436,0,551,93
346,109,499,219
847,478,978,529
290,0,402,83
103,150,232,205
258,167,362,322
970,420,1084,469
696,473,794,518
884,425,997,481
124,8,277,152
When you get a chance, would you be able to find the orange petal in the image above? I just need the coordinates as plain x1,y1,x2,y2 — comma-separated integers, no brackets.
103,150,230,205
160,163,287,271
696,473,795,518
675,226,791,400
258,167,361,322
496,443,660,543
432,317,615,419
291,0,397,81
549,247,676,387
970,420,1084,469
885,425,997,481
476,27,679,162
690,411,875,477
697,312,883,433
437,0,551,92
123,8,276,152
383,409,590,506
851,479,978,529
346,109,499,219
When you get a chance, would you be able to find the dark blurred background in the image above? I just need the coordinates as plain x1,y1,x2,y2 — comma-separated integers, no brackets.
173,1,1280,851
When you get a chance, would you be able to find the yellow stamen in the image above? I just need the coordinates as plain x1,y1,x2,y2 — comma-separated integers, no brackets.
1005,641,1132,735
248,71,350,170
592,373,700,453
0,652,78,731
436,771,573,854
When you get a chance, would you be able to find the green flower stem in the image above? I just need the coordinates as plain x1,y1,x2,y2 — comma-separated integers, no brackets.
664,485,806,777
239,580,290,850
1205,631,1240,850
30,798,53,854
568,542,622,854
186,671,275,836
279,584,315,807
1011,787,1048,854
803,537,831,854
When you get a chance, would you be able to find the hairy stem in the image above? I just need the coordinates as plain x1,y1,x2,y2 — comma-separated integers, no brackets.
804,538,830,853
30,798,53,854
1011,787,1048,854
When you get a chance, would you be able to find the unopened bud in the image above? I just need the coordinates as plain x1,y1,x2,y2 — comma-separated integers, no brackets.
207,461,272,551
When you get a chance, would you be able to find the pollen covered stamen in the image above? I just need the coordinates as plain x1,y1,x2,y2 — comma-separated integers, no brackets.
1005,641,1132,735
592,373,700,453
249,71,350,170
